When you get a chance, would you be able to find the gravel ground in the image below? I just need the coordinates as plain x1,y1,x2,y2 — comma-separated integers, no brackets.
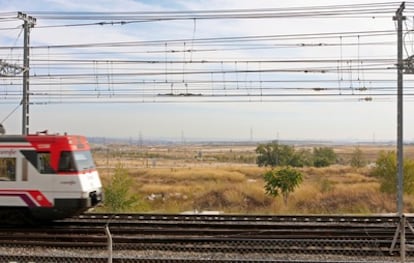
0,246,409,262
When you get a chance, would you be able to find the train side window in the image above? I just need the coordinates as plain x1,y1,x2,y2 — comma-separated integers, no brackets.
38,153,54,174
58,151,77,172
0,158,16,181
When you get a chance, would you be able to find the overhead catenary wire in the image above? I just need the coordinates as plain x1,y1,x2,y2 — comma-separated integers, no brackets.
21,3,401,21
1,3,414,104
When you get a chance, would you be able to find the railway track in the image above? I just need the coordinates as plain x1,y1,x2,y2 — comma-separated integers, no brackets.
1,213,413,262
0,255,386,263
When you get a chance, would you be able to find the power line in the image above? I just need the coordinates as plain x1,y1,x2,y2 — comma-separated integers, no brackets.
23,3,400,21
2,3,414,105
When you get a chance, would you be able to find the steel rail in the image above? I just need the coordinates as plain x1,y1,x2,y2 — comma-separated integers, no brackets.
74,213,403,223
1,213,414,261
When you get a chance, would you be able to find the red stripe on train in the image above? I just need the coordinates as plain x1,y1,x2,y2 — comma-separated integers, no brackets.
0,190,52,207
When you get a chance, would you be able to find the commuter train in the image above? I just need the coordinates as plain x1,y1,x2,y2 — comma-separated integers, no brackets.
0,132,103,222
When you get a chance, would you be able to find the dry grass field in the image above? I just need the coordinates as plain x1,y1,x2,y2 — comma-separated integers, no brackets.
93,143,414,214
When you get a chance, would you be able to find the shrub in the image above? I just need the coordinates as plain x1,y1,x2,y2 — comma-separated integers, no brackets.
103,164,138,212
256,142,311,167
371,151,414,195
263,166,304,205
313,147,337,167
350,147,366,168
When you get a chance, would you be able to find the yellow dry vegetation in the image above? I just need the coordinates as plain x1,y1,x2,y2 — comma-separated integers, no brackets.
95,143,414,214
132,167,247,182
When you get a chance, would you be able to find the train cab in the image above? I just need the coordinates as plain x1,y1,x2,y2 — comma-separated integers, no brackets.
0,132,103,221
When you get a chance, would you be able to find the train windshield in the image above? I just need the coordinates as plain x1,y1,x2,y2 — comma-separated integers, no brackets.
58,151,96,172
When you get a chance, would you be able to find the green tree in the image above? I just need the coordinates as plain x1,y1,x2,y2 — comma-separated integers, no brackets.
371,151,396,194
103,164,138,212
371,151,414,195
256,142,309,167
350,146,366,168
292,148,313,167
313,147,337,167
256,142,283,167
263,167,304,205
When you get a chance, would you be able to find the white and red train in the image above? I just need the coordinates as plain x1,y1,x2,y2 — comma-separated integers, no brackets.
0,132,102,221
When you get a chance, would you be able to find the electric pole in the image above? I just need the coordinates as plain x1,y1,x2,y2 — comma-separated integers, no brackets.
17,12,36,135
393,2,406,261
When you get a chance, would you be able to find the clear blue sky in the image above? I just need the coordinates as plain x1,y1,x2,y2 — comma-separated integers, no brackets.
0,0,413,142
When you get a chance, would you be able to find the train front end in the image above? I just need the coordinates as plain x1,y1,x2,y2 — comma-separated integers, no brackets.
29,134,103,220
0,133,103,221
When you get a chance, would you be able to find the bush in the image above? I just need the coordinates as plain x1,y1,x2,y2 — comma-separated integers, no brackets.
103,164,138,212
313,147,337,167
256,142,311,167
263,166,304,205
350,147,366,168
371,151,414,195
